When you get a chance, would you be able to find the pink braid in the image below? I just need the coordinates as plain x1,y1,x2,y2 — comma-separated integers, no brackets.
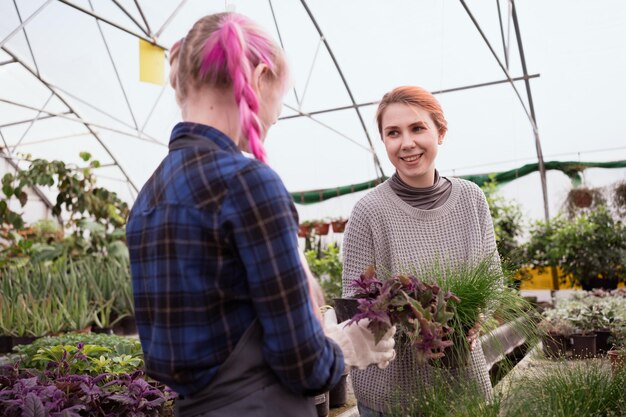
200,15,271,163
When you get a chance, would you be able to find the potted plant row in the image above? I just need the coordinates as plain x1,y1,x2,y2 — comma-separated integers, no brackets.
0,256,135,352
298,218,349,238
0,333,176,416
540,296,625,360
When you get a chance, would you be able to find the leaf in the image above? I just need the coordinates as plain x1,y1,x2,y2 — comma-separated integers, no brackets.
56,404,87,417
22,393,46,417
367,319,393,345
17,191,28,207
2,184,13,198
79,152,92,162
108,394,135,405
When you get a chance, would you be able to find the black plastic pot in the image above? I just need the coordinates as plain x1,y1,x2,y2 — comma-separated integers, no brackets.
581,277,619,291
313,392,329,417
11,336,39,348
571,333,597,359
0,336,12,353
329,373,348,408
333,298,359,323
113,316,137,335
92,327,113,335
542,333,568,359
595,329,612,354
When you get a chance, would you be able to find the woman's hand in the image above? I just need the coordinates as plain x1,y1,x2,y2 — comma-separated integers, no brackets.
467,313,485,351
323,308,396,370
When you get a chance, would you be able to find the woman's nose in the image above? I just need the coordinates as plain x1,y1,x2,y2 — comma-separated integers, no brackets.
401,133,415,149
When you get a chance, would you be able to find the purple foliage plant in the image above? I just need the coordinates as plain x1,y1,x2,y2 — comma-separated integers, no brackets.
349,266,461,364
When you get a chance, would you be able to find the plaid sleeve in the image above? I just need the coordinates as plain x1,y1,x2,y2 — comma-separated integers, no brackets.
220,161,344,395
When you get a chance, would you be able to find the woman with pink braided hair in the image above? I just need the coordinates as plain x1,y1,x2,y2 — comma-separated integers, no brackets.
126,12,395,417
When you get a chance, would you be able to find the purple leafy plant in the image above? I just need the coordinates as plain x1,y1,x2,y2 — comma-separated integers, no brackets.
349,266,461,364
0,362,176,417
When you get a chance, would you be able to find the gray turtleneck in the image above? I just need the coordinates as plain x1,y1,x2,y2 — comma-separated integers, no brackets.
388,170,452,209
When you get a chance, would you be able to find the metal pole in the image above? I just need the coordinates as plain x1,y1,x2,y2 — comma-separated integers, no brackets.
495,0,509,69
510,0,549,221
299,0,385,179
509,0,558,290
111,0,151,37
2,48,145,192
280,74,540,121
56,0,166,49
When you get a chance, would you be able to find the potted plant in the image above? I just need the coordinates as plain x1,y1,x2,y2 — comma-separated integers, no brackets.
342,258,538,369
346,266,459,364
314,221,330,236
298,221,312,238
567,187,595,208
607,326,626,374
331,218,348,234
552,207,626,290
594,307,617,354
568,306,598,359
74,257,132,334
538,317,574,358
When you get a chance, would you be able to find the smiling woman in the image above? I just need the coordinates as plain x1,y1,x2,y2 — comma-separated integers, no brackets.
342,85,500,416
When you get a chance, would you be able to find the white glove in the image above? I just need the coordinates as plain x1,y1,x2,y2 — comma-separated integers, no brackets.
323,308,396,370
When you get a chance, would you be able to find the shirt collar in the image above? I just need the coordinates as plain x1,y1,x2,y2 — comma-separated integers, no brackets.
169,122,240,154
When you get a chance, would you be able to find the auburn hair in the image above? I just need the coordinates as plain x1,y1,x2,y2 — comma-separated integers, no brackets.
376,86,448,138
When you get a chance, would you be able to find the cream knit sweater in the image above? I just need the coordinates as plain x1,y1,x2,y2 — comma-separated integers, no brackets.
341,177,496,413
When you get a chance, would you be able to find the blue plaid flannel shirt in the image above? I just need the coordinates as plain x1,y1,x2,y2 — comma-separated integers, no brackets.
126,122,344,396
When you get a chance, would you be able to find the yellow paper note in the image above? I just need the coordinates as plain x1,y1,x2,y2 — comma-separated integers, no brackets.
139,39,165,85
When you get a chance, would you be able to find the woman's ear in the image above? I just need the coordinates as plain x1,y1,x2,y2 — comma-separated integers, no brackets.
169,39,183,90
438,133,445,145
252,63,270,96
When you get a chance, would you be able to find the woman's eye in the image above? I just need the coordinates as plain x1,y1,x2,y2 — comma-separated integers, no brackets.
412,126,424,133
387,130,398,137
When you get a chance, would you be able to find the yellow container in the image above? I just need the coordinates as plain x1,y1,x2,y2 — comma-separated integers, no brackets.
519,267,625,290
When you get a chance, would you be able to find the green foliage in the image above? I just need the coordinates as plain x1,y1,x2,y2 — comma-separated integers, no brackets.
427,258,539,367
503,362,626,417
30,343,143,375
481,177,524,267
387,370,502,417
304,243,343,305
567,304,607,335
609,325,626,351
12,332,141,367
524,206,626,288
614,181,626,218
554,206,625,288
0,256,133,336
0,153,129,266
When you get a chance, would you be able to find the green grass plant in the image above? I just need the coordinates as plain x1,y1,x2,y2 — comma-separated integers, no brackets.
424,257,540,367
503,361,626,417
386,368,501,417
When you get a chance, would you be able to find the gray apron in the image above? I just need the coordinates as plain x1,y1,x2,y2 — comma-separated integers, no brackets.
174,320,317,417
